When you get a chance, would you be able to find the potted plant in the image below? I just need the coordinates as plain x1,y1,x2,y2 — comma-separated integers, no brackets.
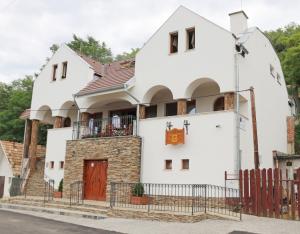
54,179,63,198
130,183,148,205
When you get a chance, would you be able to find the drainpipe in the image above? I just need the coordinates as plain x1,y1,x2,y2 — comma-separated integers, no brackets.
234,48,244,174
123,84,141,136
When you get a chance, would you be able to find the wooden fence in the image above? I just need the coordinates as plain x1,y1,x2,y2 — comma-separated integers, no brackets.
225,168,300,220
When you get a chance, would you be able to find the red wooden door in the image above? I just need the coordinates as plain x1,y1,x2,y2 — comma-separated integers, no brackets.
84,160,108,201
0,176,5,198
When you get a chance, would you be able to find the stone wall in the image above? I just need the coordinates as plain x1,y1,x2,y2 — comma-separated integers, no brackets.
63,136,141,200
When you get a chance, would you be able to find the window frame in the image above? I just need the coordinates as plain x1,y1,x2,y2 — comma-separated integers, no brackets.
181,159,189,170
60,161,64,169
169,31,178,54
186,27,195,50
62,61,68,79
50,161,54,169
52,64,58,81
165,160,172,170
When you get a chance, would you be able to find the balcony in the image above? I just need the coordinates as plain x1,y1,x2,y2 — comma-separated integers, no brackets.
72,115,137,139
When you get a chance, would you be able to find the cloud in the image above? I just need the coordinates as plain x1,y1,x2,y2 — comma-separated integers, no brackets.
0,0,299,83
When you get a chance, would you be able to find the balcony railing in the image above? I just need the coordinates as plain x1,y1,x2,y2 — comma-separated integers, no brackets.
72,115,137,139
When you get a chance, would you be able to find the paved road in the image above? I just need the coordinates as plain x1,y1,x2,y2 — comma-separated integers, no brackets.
0,210,123,234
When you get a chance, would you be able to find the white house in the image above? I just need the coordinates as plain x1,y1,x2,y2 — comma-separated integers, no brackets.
22,6,292,199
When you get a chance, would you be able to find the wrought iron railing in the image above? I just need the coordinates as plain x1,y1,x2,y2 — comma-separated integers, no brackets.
70,181,84,206
72,115,137,139
43,179,54,204
110,183,241,219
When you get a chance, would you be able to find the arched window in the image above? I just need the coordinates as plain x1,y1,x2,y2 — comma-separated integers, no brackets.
64,117,71,127
214,97,225,111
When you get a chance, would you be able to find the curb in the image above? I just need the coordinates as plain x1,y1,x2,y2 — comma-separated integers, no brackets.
0,203,106,220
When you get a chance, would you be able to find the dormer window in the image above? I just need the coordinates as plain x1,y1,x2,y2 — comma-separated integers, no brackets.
62,62,68,79
186,28,195,50
170,32,178,54
52,64,58,81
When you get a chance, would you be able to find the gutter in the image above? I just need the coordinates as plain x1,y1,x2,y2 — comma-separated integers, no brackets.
74,85,125,98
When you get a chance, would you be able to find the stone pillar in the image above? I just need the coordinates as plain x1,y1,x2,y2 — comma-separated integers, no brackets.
23,119,32,158
29,119,39,171
177,99,187,115
224,92,234,110
287,116,295,154
54,116,63,128
139,105,146,119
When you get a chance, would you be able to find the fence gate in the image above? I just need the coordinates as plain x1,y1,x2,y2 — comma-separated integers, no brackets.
226,168,300,220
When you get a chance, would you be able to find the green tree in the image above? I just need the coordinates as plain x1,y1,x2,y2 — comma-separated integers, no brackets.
115,48,139,61
0,76,33,142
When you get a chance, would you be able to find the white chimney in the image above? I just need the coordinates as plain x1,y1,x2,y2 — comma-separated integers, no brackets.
229,10,248,36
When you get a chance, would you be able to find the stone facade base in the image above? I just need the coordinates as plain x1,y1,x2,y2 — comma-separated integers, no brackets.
63,136,141,200
107,208,211,223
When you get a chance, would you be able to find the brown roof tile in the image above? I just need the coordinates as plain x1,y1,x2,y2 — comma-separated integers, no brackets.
20,109,31,120
0,141,46,176
77,59,135,96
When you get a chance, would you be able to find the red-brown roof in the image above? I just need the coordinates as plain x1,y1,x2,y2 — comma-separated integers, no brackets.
20,109,31,120
77,53,104,76
77,59,135,96
0,141,46,176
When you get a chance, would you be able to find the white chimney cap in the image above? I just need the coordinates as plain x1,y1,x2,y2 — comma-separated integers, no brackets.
229,10,249,36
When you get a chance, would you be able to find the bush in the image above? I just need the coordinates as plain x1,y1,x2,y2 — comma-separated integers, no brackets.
132,183,144,197
58,179,63,192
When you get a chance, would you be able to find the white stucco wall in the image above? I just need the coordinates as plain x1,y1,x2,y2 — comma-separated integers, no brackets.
139,111,241,186
44,127,73,188
30,44,94,120
0,146,13,197
239,29,290,168
132,6,236,102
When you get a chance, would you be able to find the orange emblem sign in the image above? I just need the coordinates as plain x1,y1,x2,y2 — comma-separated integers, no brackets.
165,128,185,145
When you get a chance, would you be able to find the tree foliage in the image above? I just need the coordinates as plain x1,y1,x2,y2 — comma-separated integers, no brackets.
266,23,300,86
115,48,140,61
0,76,33,142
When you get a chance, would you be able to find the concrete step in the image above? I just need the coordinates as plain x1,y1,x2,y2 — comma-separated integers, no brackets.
6,196,109,210
0,198,109,215
0,203,107,220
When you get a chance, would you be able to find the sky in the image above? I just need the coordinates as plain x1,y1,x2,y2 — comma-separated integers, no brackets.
0,0,299,83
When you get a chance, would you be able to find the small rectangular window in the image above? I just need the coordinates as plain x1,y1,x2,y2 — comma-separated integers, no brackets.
165,160,172,170
270,65,275,78
52,64,58,81
286,161,292,167
165,102,177,116
170,32,178,53
62,62,68,79
145,105,157,118
50,161,54,169
182,159,189,170
60,161,64,169
277,73,281,85
186,28,195,50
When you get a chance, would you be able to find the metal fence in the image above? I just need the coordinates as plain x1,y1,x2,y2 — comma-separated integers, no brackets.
72,115,137,140
70,181,84,206
110,183,241,219
43,180,54,204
